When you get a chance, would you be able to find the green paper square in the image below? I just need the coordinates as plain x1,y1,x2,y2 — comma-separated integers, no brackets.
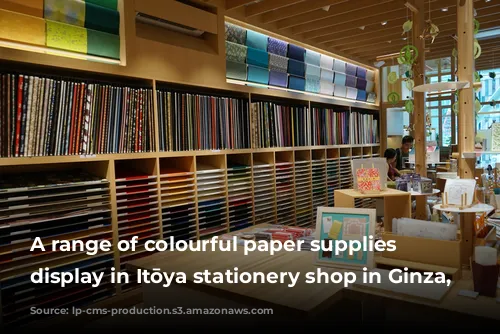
87,29,120,59
86,0,118,10
85,1,119,35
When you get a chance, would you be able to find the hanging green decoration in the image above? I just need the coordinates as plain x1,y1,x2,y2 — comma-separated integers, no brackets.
452,101,459,114
404,99,414,113
474,39,481,59
429,23,440,43
388,71,398,84
405,69,413,78
405,79,415,90
474,19,480,35
402,20,413,35
387,92,400,105
475,98,482,114
452,48,458,58
474,72,481,91
399,45,418,65
489,72,496,79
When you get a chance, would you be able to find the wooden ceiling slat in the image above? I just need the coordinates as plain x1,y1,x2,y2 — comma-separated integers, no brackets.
274,0,390,30
245,0,305,17
351,16,500,59
261,0,347,25
292,2,405,35
226,0,256,10
315,10,456,45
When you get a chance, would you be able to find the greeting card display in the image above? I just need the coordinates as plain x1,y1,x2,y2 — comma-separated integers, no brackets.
315,207,376,270
351,158,387,193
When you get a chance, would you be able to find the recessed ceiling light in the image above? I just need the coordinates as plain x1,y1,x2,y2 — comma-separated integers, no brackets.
387,40,392,43
485,0,491,2
402,37,407,40
322,5,331,11
359,26,365,30
441,7,448,11
381,21,387,25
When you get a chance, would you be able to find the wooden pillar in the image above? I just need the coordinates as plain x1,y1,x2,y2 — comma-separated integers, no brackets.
411,0,427,220
450,56,457,146
457,0,476,266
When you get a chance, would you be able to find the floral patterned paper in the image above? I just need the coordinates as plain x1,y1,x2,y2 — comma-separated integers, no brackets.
44,0,86,27
225,22,246,45
356,167,381,191
225,41,247,63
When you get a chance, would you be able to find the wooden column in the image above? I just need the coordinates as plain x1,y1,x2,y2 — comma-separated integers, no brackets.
411,0,427,220
450,56,457,146
457,0,476,266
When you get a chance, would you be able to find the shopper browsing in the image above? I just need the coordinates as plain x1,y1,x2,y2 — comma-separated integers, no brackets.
384,148,401,181
395,135,414,170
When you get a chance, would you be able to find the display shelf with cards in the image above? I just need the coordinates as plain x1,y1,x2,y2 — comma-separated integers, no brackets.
227,154,253,232
0,161,115,326
312,149,327,224
252,152,276,226
327,148,341,207
196,155,228,239
275,151,296,225
294,150,312,227
158,157,197,243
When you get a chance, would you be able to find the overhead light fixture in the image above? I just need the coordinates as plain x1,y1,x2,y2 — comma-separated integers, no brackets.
387,40,392,43
441,7,448,11
322,5,331,11
359,26,365,30
485,0,491,2
373,60,385,68
402,37,407,40
381,21,387,25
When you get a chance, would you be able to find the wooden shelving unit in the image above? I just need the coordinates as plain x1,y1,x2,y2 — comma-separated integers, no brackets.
0,60,381,327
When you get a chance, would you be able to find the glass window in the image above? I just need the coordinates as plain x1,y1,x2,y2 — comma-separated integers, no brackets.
440,74,451,82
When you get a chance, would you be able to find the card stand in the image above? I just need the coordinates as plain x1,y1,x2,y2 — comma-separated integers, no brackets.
339,157,352,189
227,163,253,232
0,168,113,326
294,159,312,227
326,158,340,206
253,163,276,225
196,166,228,239
441,192,475,210
1,253,115,326
115,168,160,262
312,158,327,224
159,167,197,243
276,162,296,225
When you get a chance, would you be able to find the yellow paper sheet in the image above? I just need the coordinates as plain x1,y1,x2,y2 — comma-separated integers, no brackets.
46,20,87,54
328,220,342,239
0,9,45,45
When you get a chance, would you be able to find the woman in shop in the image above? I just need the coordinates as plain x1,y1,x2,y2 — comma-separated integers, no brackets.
384,148,400,181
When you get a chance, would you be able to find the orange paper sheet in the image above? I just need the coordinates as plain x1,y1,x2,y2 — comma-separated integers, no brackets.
0,9,45,45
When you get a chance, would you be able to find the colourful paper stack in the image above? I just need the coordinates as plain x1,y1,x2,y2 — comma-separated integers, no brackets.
0,0,120,60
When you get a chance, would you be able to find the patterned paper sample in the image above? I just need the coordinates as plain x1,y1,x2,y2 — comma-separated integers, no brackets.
267,37,287,56
269,53,288,73
366,80,375,93
491,123,500,151
269,71,288,87
356,90,367,102
0,9,46,45
288,59,305,77
305,76,320,93
305,49,321,66
225,22,246,44
346,87,358,100
288,75,305,91
320,80,334,95
320,68,334,82
46,20,88,53
356,167,381,191
226,60,247,81
247,64,269,84
44,0,86,27
225,40,247,63
320,54,334,70
345,75,357,88
305,63,321,78
288,44,305,62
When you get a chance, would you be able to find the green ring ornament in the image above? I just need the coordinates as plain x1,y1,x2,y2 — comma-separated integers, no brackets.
405,79,415,90
387,71,398,84
475,99,482,113
474,19,480,35
387,92,399,105
400,45,418,64
452,101,459,114
474,39,481,59
452,48,458,58
404,99,414,113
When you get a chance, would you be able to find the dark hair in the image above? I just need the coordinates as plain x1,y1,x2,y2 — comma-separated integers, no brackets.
402,135,414,144
384,148,397,159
